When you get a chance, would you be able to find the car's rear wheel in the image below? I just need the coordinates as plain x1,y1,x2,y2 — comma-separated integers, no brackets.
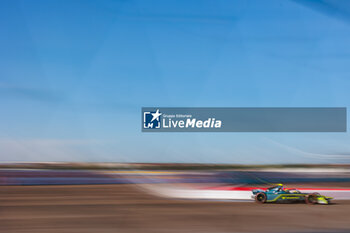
255,192,267,204
305,193,318,204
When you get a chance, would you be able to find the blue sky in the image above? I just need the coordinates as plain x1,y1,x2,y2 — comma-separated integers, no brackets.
1,0,350,163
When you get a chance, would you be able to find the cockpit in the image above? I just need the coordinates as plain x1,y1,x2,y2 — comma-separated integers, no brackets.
267,185,283,192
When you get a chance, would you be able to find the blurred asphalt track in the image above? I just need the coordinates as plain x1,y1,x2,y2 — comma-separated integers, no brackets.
1,170,350,232
1,184,350,233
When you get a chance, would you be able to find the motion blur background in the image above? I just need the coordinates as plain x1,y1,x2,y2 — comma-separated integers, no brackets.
1,0,350,232
2,0,350,164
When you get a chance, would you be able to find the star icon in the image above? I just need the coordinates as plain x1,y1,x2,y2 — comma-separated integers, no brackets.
151,109,162,122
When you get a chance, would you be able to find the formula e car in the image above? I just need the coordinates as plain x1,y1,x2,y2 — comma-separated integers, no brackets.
252,184,332,204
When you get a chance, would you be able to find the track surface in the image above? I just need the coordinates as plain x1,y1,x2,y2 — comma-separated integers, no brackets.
1,184,350,233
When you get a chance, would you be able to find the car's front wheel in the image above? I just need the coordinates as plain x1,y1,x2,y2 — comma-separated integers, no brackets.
305,194,318,204
255,192,267,204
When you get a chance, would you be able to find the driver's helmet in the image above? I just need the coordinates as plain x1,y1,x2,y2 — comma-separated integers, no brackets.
276,183,284,191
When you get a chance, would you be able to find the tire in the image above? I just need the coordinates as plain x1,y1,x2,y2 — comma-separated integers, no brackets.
305,194,318,204
255,192,267,204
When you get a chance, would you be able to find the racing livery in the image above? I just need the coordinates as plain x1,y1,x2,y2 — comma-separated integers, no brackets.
252,184,333,204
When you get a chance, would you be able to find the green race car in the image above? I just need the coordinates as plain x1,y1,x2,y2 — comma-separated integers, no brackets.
252,184,333,204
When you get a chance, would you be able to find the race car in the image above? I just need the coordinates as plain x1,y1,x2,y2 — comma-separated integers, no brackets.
252,184,332,204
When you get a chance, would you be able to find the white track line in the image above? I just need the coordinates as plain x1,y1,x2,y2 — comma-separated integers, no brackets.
141,185,350,201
